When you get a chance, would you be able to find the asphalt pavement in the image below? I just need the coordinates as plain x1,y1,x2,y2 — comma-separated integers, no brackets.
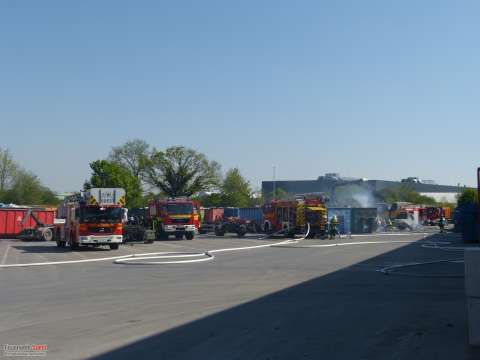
0,231,478,360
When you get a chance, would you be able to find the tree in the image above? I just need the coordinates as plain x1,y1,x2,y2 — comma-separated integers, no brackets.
2,170,59,205
86,160,143,208
0,149,58,205
143,146,221,197
194,192,224,208
264,187,289,202
378,186,437,205
457,188,477,206
0,148,17,194
221,168,252,207
109,139,150,178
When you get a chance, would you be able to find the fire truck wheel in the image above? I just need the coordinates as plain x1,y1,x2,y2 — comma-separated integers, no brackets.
185,232,194,240
109,244,119,250
175,234,184,240
215,228,225,237
42,228,53,242
70,241,80,250
237,226,247,238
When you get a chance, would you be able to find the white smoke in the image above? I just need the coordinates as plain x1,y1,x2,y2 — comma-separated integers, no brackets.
335,184,377,208
352,192,376,208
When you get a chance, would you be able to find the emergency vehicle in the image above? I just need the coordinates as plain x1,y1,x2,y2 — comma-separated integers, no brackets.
147,198,200,240
263,194,328,238
423,206,452,225
390,203,422,230
55,188,126,250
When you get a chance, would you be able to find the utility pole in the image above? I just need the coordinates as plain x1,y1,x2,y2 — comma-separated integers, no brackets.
273,166,276,201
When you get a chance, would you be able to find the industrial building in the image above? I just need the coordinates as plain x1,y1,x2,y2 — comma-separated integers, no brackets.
262,173,464,205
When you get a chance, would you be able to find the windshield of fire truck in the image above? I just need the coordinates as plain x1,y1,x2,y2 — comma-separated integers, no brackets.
81,207,124,223
165,203,193,215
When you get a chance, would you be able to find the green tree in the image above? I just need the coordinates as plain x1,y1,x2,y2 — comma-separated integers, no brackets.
86,160,143,207
248,190,263,206
3,170,59,205
143,146,221,197
378,186,437,205
221,168,252,207
260,187,289,203
457,188,478,206
109,139,150,178
194,193,224,207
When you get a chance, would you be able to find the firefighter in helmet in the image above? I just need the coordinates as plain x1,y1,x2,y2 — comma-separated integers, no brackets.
329,215,339,240
439,216,447,233
321,214,328,238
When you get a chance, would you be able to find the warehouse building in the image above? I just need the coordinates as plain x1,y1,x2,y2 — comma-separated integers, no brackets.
262,173,464,205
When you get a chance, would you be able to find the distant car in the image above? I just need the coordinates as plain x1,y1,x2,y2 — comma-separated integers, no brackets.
401,177,422,184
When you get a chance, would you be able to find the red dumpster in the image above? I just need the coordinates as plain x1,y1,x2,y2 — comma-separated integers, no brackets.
0,209,56,238
204,208,225,223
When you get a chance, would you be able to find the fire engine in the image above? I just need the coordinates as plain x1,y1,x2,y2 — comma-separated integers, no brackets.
55,188,126,250
147,198,200,240
263,194,328,238
423,206,452,225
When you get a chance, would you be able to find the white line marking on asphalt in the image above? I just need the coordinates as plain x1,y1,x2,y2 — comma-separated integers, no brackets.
1,245,10,265
277,240,417,249
348,232,429,238
0,227,436,269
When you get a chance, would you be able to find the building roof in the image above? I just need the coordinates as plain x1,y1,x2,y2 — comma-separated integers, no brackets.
262,178,464,195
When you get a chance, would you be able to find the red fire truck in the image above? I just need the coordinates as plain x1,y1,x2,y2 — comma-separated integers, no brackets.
55,188,126,250
263,194,328,238
147,198,200,240
423,206,452,226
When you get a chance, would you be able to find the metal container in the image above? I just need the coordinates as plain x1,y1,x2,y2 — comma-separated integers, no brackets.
458,204,479,243
238,207,263,222
204,208,225,223
0,208,56,238
223,207,240,218
327,208,352,234
351,208,377,234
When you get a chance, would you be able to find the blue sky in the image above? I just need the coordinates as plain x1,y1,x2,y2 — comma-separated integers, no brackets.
1,0,478,192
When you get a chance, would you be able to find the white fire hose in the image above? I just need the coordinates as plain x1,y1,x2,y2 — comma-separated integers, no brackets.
0,225,466,270
113,224,311,265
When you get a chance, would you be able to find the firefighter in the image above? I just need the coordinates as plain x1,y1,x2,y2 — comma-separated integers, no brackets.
329,215,339,240
386,217,393,231
321,215,328,238
439,216,447,233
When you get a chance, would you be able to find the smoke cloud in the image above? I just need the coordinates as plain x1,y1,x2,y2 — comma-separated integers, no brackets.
334,184,377,208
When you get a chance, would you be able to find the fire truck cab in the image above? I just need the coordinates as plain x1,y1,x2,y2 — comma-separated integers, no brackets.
55,188,126,250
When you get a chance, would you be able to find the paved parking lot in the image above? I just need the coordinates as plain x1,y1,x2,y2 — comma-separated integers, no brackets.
0,231,478,360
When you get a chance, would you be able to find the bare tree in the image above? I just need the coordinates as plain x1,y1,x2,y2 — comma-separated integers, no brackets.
0,148,17,193
109,139,150,178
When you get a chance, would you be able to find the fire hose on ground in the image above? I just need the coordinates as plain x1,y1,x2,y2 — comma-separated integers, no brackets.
0,225,473,271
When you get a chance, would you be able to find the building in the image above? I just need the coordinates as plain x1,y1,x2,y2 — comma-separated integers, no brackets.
262,174,464,205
